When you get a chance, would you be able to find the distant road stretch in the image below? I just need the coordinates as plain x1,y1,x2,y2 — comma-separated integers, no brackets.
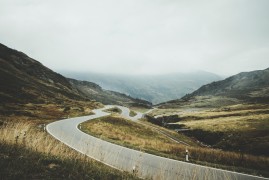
47,105,267,180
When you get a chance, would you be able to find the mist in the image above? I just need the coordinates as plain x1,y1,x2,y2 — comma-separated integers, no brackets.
0,0,269,76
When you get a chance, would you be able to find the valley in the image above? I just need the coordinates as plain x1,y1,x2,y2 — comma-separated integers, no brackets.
47,105,268,179
0,43,268,179
61,71,222,104
1,0,269,179
0,43,149,179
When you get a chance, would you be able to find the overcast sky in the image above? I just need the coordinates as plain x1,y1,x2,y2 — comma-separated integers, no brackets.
0,0,269,76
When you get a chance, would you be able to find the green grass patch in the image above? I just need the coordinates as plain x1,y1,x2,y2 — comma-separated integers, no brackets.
129,110,137,117
104,107,122,114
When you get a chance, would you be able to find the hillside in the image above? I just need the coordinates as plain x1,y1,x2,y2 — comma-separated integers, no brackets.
0,43,151,109
160,68,269,108
0,43,84,104
61,71,222,104
0,43,145,179
147,68,269,159
68,78,152,108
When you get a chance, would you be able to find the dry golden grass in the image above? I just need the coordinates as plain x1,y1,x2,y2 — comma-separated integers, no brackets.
178,114,269,132
82,115,173,151
178,108,269,122
139,119,198,146
0,120,138,179
172,106,269,159
81,115,269,177
0,100,102,124
149,103,269,118
1,121,90,160
0,99,134,179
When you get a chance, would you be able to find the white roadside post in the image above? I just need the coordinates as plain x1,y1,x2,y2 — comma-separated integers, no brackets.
132,165,136,173
185,149,189,162
132,165,138,174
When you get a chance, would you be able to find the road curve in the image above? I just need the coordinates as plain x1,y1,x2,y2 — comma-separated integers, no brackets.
47,106,267,180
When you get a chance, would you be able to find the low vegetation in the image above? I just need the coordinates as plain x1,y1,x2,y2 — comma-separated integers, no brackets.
104,107,122,114
81,115,269,177
81,116,180,153
148,104,269,156
138,119,198,146
0,119,138,179
159,96,241,109
0,100,138,179
130,107,150,113
166,104,269,156
0,100,102,123
129,110,137,117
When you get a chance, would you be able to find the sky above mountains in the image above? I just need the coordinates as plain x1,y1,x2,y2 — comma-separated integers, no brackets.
0,0,269,76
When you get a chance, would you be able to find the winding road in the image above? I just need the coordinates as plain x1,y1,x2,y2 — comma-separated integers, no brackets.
46,105,267,180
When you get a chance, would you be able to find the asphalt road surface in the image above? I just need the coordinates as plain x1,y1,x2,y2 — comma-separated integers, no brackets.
47,106,267,180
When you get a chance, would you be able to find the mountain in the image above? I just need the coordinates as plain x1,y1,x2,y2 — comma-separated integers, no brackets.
68,78,151,107
161,68,269,108
60,71,222,104
0,43,83,104
0,43,151,108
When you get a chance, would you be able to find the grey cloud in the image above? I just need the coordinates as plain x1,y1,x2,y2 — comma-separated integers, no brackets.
0,0,268,76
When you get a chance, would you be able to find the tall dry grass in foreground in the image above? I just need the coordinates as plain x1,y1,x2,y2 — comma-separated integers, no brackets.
0,120,138,179
1,121,71,157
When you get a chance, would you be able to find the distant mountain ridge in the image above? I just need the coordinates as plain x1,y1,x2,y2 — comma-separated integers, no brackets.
184,68,269,101
0,43,151,107
161,68,269,108
61,71,222,104
68,78,151,107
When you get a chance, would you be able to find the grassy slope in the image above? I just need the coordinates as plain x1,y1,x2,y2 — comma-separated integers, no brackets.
158,95,242,109
149,104,269,155
0,101,138,179
160,68,269,109
0,143,136,180
174,104,269,156
0,120,138,179
138,119,198,146
81,116,175,153
0,100,103,124
81,116,269,177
